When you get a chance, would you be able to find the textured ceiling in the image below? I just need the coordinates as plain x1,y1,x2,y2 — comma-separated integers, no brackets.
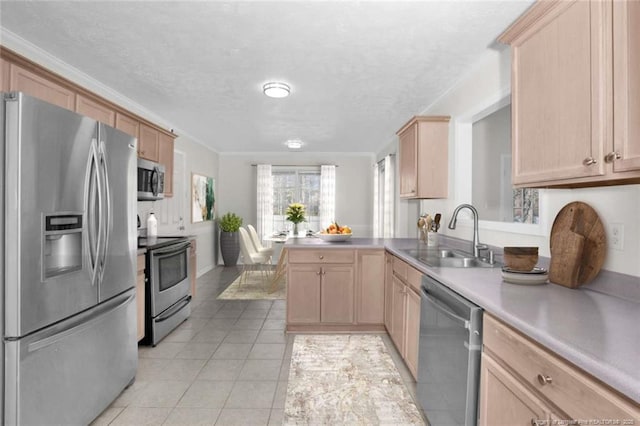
0,1,532,153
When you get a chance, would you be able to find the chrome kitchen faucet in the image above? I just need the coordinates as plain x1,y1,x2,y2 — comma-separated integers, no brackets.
448,203,489,259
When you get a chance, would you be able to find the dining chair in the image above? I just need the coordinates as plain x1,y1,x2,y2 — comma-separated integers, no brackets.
238,227,271,284
246,224,274,262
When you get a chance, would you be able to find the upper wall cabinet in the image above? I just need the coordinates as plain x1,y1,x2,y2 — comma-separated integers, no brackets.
397,116,450,199
139,123,160,162
75,94,115,127
9,62,75,110
500,0,640,188
115,112,140,139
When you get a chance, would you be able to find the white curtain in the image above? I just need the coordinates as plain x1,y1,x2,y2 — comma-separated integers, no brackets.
256,164,273,240
319,165,336,228
372,162,380,237
383,155,395,238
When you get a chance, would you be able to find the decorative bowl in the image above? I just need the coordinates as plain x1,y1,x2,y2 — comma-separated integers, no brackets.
503,247,538,271
316,233,352,242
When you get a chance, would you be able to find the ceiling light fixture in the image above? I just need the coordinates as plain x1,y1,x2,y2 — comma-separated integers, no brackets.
263,82,290,98
286,139,303,149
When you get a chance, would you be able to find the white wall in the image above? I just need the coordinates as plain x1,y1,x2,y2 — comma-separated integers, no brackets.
217,152,375,241
413,47,640,277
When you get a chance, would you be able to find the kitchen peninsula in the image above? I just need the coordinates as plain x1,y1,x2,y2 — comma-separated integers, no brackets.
284,236,640,418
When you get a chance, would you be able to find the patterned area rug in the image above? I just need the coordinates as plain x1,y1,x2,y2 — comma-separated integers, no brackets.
285,335,425,425
217,270,286,300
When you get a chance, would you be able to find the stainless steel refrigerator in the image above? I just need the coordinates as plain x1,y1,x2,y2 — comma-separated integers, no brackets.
1,92,138,425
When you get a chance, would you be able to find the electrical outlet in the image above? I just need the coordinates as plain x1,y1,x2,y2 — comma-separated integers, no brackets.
610,223,624,251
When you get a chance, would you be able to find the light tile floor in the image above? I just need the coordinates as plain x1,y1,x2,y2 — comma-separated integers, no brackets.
91,266,420,426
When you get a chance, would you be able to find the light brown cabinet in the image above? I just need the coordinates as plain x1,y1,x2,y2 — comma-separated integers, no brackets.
115,112,140,139
385,253,422,379
286,248,388,332
1,57,10,92
384,253,394,332
138,123,160,162
189,238,197,299
480,314,640,424
480,353,555,426
9,62,75,110
356,249,385,324
612,0,640,173
158,131,175,197
75,94,115,126
320,265,355,323
136,254,146,342
287,262,354,325
286,264,322,324
500,0,640,187
397,116,450,199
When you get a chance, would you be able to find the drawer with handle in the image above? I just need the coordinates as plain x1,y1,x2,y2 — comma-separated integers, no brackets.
483,314,640,421
287,249,355,264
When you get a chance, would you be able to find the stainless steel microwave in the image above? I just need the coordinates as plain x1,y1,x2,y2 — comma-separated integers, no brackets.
137,158,165,201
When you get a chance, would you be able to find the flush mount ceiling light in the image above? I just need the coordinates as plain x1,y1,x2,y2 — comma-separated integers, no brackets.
285,139,303,149
263,82,290,98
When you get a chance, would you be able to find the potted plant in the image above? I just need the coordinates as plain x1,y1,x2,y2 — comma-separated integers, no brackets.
219,212,243,266
286,203,306,236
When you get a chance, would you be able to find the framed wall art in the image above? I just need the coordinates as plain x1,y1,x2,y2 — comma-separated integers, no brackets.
192,173,215,223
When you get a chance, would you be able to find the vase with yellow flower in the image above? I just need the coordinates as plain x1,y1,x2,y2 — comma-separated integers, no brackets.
285,203,306,236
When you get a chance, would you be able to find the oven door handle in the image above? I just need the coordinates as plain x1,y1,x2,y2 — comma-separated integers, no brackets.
421,288,470,330
151,241,191,256
156,296,191,322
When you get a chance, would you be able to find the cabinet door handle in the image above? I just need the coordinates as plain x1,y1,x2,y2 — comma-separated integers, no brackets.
537,374,553,386
583,157,597,166
316,270,321,276
605,151,621,163
319,255,324,260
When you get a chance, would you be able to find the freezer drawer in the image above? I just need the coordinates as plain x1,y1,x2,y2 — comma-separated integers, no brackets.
4,289,137,425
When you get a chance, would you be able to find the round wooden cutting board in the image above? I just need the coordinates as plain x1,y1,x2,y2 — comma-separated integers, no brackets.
549,201,606,288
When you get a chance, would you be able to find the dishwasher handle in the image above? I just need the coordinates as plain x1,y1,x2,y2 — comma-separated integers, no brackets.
421,288,470,330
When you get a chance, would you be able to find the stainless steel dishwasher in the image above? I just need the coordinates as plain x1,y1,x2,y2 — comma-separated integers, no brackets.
417,275,483,426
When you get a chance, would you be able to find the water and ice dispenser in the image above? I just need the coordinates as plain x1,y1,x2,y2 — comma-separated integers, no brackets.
43,214,83,278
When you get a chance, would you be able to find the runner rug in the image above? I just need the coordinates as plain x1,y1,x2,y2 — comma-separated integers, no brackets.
284,334,425,425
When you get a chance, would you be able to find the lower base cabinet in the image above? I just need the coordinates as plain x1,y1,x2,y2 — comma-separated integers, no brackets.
286,248,384,332
136,254,145,342
385,253,421,379
480,353,556,426
480,314,640,424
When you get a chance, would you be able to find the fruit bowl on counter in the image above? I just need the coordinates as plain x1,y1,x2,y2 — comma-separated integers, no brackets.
316,233,352,242
317,222,352,242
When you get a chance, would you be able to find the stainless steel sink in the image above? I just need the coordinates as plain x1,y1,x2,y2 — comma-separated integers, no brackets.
400,248,498,268
419,256,496,268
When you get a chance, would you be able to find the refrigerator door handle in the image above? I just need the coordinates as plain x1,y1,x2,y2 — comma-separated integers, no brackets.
86,140,100,284
98,138,111,279
27,290,135,353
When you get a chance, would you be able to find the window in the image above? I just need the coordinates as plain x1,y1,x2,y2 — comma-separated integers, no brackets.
272,166,321,233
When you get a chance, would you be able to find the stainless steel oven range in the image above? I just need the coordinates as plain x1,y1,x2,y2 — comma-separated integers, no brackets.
139,236,192,346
